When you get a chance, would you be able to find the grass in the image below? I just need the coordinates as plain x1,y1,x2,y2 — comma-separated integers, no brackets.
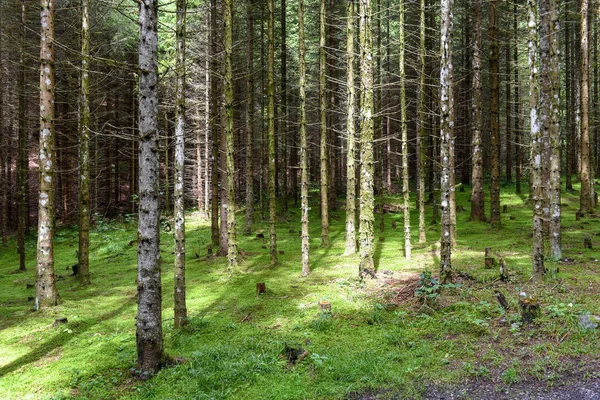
1,182,600,399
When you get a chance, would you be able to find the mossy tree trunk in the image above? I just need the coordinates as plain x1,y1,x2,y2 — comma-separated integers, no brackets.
528,0,544,281
244,0,255,235
210,0,220,249
399,0,411,260
280,0,288,214
224,0,238,269
488,0,501,227
268,0,278,265
173,0,188,328
298,0,310,277
17,0,28,270
344,0,357,256
540,0,561,261
580,0,592,214
78,0,91,285
470,0,486,223
319,0,329,248
136,0,164,377
37,0,61,309
514,4,522,195
439,0,455,284
358,0,375,279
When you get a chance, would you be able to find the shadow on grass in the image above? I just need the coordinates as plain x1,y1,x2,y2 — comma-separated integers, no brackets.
0,295,136,377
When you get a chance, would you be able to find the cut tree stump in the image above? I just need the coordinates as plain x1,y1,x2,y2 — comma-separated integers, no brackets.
318,300,332,313
519,297,540,323
499,257,508,281
584,237,593,249
256,282,266,295
485,248,495,268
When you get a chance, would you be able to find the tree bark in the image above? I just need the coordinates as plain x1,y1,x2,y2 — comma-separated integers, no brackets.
268,0,278,265
358,0,375,279
580,0,592,213
440,0,455,283
319,0,329,247
470,0,486,223
344,0,357,255
210,0,220,248
37,0,61,309
489,0,501,226
399,0,411,260
244,0,255,235
173,0,188,328
417,0,427,242
136,0,164,376
17,0,28,270
298,0,310,276
280,0,288,214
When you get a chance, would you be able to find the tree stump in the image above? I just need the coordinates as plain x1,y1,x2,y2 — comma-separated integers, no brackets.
494,290,509,310
256,282,266,295
519,298,540,323
499,257,508,281
502,205,508,213
576,211,584,221
584,237,593,249
509,215,516,220
485,248,495,268
318,300,332,313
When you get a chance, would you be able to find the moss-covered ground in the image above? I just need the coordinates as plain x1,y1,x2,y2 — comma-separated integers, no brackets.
1,183,600,399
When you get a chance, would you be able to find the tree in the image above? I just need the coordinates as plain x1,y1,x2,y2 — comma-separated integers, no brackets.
488,0,501,226
319,0,329,248
358,0,375,279
528,0,544,281
399,0,411,260
210,0,219,249
580,0,592,214
469,0,486,223
267,0,278,265
416,0,427,243
136,0,164,377
344,0,357,256
173,0,188,328
439,0,455,283
298,0,310,277
244,0,255,235
78,0,92,285
37,0,61,309
0,8,6,247
539,0,561,261
280,0,288,214
17,0,28,271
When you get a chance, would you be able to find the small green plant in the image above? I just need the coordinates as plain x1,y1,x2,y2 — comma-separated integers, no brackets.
414,270,461,305
501,367,520,385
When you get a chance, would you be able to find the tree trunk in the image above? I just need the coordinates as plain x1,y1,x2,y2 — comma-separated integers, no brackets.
514,4,522,195
280,0,288,214
399,0,411,260
488,0,501,226
540,0,561,261
173,0,188,328
78,0,91,285
344,0,357,255
136,0,164,376
17,0,28,270
319,0,329,248
244,0,255,235
224,0,238,269
268,0,278,265
298,0,310,276
505,43,512,183
210,0,220,248
528,0,544,281
37,0,61,309
0,9,6,247
580,0,592,213
358,0,375,279
417,0,427,243
470,0,486,222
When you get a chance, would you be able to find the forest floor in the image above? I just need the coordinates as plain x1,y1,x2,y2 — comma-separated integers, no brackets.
1,182,600,399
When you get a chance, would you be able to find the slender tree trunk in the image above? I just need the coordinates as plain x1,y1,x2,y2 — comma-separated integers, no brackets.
280,0,288,214
540,0,561,261
470,0,486,222
489,0,501,226
17,0,28,270
268,0,278,265
399,0,411,259
224,0,237,268
131,86,137,214
580,0,592,213
173,0,188,328
514,3,522,195
244,0,255,235
37,0,61,309
358,0,375,279
319,0,329,247
439,0,455,283
505,43,512,183
210,0,219,248
136,0,164,377
0,10,6,247
298,0,310,276
78,0,91,285
417,0,427,243
528,0,544,281
344,0,357,255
